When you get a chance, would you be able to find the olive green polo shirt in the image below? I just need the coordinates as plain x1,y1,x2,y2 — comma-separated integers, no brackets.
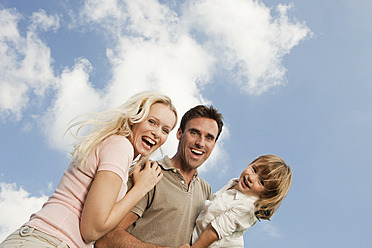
126,156,212,247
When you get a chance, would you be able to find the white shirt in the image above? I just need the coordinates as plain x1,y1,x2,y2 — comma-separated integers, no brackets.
192,179,258,247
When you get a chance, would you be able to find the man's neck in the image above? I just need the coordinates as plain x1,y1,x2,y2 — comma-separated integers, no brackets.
170,155,197,185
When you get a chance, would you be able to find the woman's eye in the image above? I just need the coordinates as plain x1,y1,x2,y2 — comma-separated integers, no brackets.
252,166,257,173
148,119,156,125
260,180,265,186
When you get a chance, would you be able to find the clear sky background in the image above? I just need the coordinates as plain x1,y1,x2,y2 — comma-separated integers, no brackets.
0,0,371,247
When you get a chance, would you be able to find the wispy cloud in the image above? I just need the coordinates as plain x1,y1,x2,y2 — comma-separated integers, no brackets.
0,8,58,120
258,221,282,238
0,182,47,242
183,0,312,95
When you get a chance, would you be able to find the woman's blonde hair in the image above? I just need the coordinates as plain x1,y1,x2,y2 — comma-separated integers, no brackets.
67,91,177,172
252,155,292,220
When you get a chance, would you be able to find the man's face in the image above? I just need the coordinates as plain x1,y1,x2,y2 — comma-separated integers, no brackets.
176,117,219,170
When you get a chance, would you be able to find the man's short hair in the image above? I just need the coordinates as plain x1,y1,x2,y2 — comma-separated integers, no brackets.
180,105,224,141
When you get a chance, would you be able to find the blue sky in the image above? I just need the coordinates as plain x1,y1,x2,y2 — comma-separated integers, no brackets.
1,0,371,247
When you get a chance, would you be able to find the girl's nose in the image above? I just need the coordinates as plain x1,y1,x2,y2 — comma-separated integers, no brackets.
247,175,253,183
249,173,258,182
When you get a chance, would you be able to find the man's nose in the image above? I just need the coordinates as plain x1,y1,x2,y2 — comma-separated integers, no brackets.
195,136,205,147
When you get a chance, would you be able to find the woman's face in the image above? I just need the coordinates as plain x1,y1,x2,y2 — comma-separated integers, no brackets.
130,103,177,158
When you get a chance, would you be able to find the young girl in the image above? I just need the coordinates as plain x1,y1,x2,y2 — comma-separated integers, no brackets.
191,154,292,248
0,91,178,248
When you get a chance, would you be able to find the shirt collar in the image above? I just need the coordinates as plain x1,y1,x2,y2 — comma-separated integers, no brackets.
158,155,200,180
229,178,259,201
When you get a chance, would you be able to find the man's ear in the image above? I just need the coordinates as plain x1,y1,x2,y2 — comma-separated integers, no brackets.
176,128,182,141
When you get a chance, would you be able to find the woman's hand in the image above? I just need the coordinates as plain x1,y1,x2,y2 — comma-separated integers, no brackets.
132,160,163,194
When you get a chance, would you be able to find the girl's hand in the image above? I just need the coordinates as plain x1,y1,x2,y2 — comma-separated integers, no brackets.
132,160,163,194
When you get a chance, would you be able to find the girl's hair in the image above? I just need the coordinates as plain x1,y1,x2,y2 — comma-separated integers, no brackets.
252,155,292,220
67,91,177,172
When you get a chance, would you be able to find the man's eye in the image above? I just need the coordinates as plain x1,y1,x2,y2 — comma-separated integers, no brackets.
163,128,169,134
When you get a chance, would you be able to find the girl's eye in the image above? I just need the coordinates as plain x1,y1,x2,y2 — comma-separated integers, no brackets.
260,180,265,186
252,166,257,173
148,119,156,125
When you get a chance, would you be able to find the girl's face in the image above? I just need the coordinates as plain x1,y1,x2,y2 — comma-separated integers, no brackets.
130,103,176,158
236,163,267,197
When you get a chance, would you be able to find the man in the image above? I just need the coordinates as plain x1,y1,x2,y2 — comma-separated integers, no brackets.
95,105,224,248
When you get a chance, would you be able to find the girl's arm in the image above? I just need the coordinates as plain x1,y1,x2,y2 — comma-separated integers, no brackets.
191,224,219,248
80,161,162,243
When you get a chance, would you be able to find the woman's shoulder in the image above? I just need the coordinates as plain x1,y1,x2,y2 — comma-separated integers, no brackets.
104,135,131,145
99,135,133,153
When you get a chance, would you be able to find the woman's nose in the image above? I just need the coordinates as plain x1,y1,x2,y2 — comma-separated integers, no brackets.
152,127,160,138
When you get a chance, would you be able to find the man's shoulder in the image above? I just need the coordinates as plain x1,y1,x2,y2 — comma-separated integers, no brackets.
195,175,212,196
156,155,173,170
197,176,211,187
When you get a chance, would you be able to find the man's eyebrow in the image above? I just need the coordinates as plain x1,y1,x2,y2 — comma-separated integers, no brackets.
188,128,216,140
188,128,200,134
206,133,216,140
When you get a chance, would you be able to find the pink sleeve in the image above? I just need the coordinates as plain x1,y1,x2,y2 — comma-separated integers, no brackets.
96,135,134,184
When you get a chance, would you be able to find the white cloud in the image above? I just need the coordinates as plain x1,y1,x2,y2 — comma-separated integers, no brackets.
0,8,58,120
0,182,47,242
182,0,312,95
80,0,128,25
29,9,60,32
41,58,103,154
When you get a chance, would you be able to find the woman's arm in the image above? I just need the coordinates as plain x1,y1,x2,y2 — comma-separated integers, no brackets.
191,224,219,248
80,161,162,242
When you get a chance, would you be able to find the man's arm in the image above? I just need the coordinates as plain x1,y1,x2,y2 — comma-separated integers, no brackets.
95,212,188,248
95,212,153,248
191,224,218,248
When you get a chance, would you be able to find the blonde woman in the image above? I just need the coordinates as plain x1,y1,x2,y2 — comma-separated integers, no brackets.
191,154,292,248
0,91,177,248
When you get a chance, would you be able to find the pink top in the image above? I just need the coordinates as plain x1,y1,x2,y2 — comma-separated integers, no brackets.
26,135,133,248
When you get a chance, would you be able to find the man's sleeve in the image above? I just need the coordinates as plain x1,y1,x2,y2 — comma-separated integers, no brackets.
126,174,156,218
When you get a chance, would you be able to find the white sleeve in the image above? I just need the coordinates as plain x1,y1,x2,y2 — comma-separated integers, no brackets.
210,202,256,239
